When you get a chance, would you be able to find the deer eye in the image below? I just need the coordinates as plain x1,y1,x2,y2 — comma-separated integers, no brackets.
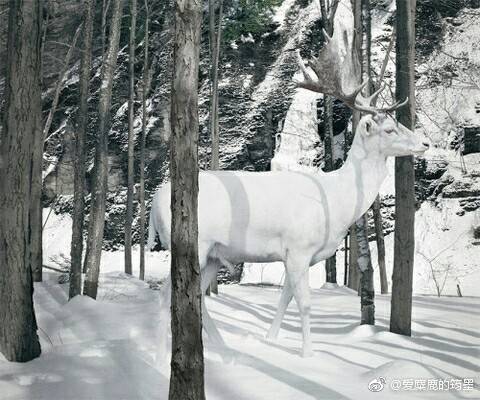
385,128,395,134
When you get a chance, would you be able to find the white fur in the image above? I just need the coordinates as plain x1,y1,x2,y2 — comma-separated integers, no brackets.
149,114,429,357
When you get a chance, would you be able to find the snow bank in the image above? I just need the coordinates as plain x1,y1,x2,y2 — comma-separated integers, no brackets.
1,273,478,399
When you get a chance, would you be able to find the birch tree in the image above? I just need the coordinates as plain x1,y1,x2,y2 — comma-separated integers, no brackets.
352,0,375,324
0,0,42,362
83,0,123,299
125,0,137,276
69,0,96,299
168,0,205,398
390,0,417,336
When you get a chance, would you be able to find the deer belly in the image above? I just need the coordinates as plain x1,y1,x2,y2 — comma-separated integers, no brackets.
213,235,284,264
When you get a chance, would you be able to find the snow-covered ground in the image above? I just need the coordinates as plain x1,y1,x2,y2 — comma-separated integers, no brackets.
0,267,478,400
1,210,479,399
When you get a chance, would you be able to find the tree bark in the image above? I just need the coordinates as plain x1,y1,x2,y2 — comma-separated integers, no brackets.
0,0,42,362
168,0,205,399
373,196,388,294
354,0,375,325
391,0,416,336
83,0,123,299
369,29,395,296
319,0,338,284
125,0,137,276
347,226,360,291
139,0,149,282
30,124,43,282
207,0,223,295
69,0,96,299
356,214,375,324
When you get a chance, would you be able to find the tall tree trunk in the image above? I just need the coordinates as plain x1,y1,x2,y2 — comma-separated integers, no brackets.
69,0,96,299
355,0,375,325
370,30,395,296
43,23,83,142
125,0,137,276
30,125,43,282
207,0,223,295
356,214,375,324
319,0,338,284
348,226,360,291
139,0,149,282
83,0,123,299
373,196,388,293
101,0,111,58
0,0,42,362
391,0,416,336
168,0,205,399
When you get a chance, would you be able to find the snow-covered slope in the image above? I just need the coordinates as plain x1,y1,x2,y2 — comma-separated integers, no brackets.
0,271,478,400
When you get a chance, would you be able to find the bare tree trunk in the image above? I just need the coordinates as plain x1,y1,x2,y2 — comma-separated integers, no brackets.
207,0,223,296
30,19,82,284
139,0,149,282
125,0,137,276
369,30,395,296
348,226,359,291
83,0,123,299
30,125,43,283
43,23,83,142
356,213,375,324
0,0,42,362
69,0,96,299
391,0,416,336
168,0,205,398
355,0,375,324
319,0,338,284
101,0,111,58
373,196,388,293
207,0,223,295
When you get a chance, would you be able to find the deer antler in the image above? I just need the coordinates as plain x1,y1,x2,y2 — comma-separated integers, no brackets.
296,29,408,116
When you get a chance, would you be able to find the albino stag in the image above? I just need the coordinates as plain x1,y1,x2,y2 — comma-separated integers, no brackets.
148,29,429,357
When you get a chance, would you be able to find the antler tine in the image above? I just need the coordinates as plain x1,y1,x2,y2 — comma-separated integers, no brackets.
366,83,386,106
295,50,325,93
380,97,409,112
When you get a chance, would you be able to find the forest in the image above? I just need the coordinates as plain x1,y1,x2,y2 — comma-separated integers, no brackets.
0,0,479,399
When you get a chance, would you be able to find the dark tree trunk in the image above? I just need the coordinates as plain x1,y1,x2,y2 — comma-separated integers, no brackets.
370,30,395,297
168,0,205,399
319,0,338,284
207,0,223,295
373,196,388,294
391,0,416,336
69,0,96,299
348,226,360,291
125,0,137,276
0,0,42,362
30,132,43,282
354,0,375,325
139,0,149,282
83,0,123,299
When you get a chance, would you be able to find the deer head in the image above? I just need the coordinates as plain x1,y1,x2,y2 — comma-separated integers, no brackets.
296,29,429,158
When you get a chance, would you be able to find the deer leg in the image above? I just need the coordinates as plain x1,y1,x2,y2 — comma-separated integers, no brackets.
266,275,293,340
200,257,225,345
288,260,313,358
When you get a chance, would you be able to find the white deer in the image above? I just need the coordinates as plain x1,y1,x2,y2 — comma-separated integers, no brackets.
148,29,430,357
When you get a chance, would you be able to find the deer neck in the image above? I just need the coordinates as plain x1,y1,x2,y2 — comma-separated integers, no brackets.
335,137,388,225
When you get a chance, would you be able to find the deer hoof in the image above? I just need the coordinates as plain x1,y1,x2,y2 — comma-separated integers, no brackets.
301,347,314,358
